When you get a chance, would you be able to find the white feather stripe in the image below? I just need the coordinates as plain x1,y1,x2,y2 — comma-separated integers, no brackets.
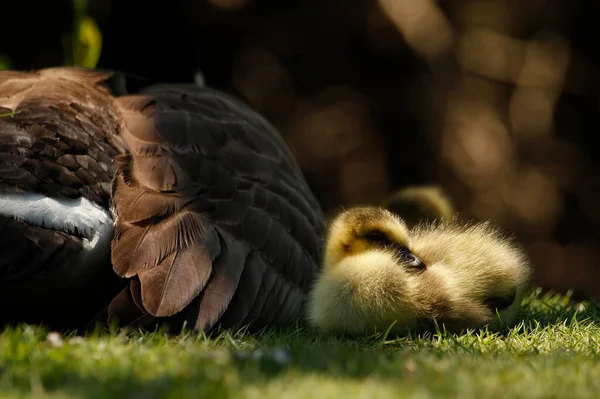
0,193,113,250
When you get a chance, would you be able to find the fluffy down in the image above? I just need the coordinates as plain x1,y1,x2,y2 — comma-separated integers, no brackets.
307,206,532,335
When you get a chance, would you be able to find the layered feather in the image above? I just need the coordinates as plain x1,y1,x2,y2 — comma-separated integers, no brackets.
0,67,123,281
0,67,127,330
0,67,124,206
109,84,324,332
0,66,324,333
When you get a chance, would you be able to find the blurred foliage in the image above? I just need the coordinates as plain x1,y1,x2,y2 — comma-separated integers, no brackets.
0,54,12,70
63,0,102,68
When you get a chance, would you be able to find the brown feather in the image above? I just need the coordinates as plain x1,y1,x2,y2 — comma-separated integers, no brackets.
0,67,125,204
108,84,324,333
128,279,145,311
111,172,191,223
138,242,213,317
0,67,128,332
106,285,145,327
0,67,323,333
194,231,247,331
112,205,212,277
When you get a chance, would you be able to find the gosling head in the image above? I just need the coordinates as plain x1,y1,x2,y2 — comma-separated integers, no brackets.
307,206,532,336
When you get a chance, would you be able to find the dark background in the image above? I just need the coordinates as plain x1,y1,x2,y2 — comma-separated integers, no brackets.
2,0,600,300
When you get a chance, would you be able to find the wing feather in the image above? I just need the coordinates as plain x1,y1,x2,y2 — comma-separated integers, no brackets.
138,241,212,317
108,83,324,332
217,251,268,331
0,67,124,205
193,230,248,331
0,67,122,283
0,67,131,330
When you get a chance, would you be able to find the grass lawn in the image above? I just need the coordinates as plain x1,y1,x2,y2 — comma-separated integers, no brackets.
1,289,599,399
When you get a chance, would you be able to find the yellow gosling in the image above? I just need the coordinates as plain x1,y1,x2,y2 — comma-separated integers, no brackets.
307,206,532,336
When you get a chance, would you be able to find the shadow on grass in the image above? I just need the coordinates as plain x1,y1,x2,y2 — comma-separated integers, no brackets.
2,288,599,398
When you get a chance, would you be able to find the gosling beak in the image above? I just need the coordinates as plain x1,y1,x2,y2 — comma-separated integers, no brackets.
398,248,426,271
407,256,426,271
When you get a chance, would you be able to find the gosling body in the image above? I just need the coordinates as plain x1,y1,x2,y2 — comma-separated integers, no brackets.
308,206,531,335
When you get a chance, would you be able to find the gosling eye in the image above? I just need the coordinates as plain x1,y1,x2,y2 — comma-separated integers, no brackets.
484,293,516,312
399,248,426,271
362,230,392,246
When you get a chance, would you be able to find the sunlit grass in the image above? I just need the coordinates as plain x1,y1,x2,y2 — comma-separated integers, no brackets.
1,289,599,398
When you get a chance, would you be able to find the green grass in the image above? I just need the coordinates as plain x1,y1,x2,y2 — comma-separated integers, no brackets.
1,289,599,399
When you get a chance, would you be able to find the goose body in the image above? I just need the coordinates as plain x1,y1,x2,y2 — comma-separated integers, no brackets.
0,67,324,332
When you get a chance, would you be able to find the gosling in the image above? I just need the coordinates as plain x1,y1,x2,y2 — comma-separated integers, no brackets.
307,205,532,336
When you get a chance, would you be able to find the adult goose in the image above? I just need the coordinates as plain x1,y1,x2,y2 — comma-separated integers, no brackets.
0,67,324,333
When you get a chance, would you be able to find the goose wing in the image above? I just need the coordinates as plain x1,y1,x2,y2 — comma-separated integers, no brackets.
0,67,123,281
0,67,127,329
109,84,324,332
